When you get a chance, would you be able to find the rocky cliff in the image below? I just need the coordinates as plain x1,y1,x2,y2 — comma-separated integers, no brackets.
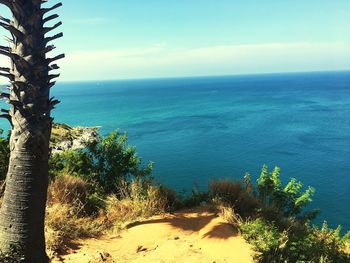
51,123,99,154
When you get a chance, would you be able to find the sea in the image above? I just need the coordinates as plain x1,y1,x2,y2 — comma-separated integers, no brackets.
1,71,350,231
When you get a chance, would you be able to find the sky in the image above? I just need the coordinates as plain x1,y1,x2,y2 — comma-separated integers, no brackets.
0,0,350,81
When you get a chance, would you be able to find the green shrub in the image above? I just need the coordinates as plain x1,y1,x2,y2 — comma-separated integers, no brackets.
241,218,287,262
49,130,153,195
257,165,319,225
302,222,350,263
87,130,153,194
236,165,350,263
49,150,93,179
84,192,107,216
241,218,350,263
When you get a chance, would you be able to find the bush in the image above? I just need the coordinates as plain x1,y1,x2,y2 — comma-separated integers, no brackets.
47,174,105,216
210,180,243,204
257,165,317,223
241,218,350,263
45,129,177,255
157,185,183,212
49,150,93,179
47,175,88,208
209,179,260,219
234,165,350,263
46,174,109,256
241,218,287,262
303,222,350,262
49,130,154,195
208,166,350,262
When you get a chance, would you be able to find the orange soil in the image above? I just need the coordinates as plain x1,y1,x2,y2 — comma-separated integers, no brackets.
54,208,254,263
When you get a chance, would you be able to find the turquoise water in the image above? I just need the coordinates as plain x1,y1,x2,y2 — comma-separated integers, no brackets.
1,71,350,230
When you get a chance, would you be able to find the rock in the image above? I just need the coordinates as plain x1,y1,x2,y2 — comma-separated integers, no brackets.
50,123,99,154
136,245,148,253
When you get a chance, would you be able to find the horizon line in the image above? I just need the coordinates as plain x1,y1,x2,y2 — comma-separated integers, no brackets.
57,69,350,84
1,69,350,86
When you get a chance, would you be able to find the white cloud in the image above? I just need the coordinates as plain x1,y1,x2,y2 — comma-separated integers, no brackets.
59,42,350,81
1,42,350,83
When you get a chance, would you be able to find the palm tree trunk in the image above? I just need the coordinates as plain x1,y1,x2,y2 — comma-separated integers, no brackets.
0,148,50,261
0,0,63,261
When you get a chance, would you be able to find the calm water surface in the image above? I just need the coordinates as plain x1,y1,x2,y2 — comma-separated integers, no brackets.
1,71,349,230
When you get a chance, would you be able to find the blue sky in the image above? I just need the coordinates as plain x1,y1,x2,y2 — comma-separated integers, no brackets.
1,0,350,81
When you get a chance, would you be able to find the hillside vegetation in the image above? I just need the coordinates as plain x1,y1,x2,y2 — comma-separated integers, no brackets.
0,124,349,262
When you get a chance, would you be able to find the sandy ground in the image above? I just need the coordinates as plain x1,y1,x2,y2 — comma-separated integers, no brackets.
54,208,254,263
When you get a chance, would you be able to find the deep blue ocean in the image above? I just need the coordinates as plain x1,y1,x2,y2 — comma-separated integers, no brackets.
1,71,350,230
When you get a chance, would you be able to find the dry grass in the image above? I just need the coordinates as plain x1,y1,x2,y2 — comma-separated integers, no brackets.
47,174,87,210
45,174,106,257
0,174,102,257
45,203,105,256
218,206,244,227
1,173,204,259
104,180,173,229
210,179,260,219
45,175,174,257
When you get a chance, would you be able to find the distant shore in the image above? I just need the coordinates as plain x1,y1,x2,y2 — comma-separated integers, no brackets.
51,123,99,154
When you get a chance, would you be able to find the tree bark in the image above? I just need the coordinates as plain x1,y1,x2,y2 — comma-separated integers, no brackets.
0,0,63,261
0,148,49,262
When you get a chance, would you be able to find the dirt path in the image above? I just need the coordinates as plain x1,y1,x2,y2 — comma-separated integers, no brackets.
54,208,254,263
